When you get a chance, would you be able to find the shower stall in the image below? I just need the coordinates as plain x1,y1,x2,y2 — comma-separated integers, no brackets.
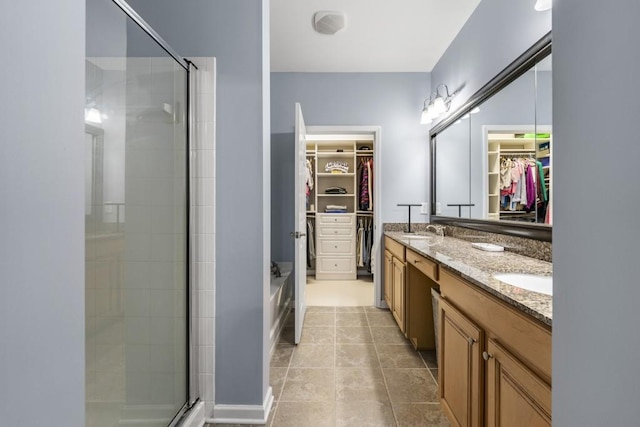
85,0,196,425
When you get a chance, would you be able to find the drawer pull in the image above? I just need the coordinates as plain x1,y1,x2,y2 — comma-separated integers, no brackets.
482,351,492,361
413,259,420,264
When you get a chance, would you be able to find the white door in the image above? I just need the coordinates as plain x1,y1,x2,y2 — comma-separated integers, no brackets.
293,103,307,344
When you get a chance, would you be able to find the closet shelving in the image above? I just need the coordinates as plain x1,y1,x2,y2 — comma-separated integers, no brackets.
487,132,552,223
305,139,374,279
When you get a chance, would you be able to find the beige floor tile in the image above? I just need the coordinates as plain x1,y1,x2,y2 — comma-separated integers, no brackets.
279,368,335,401
279,327,294,345
419,350,438,369
272,401,335,427
270,367,288,401
336,312,368,327
371,327,410,345
300,326,335,344
376,345,425,368
336,401,396,427
305,312,336,327
290,344,335,368
336,326,373,344
271,344,295,367
336,367,389,402
383,369,438,403
366,311,398,327
364,306,389,313
336,344,380,367
307,306,336,313
336,306,365,313
393,403,450,427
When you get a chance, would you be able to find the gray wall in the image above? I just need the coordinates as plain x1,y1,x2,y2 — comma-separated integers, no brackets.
0,1,86,425
554,1,640,424
127,0,269,406
271,72,430,261
430,0,551,115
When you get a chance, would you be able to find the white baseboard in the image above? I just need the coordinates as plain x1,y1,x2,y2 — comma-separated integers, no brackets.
208,387,273,425
180,401,205,427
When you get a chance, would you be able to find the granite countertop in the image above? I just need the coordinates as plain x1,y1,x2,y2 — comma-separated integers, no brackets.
385,231,552,327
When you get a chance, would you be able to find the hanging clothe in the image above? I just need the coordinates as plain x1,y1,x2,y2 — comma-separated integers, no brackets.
306,218,315,268
358,158,373,211
305,159,314,210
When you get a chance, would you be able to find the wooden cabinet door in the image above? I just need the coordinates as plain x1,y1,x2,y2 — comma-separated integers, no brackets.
485,339,551,427
384,250,393,309
439,298,483,427
391,256,406,333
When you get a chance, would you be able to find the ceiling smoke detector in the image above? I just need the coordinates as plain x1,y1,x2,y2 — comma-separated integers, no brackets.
313,11,346,35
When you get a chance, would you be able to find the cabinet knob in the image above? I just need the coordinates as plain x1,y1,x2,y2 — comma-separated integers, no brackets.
482,351,492,361
334,245,338,249
414,259,420,264
468,337,476,346
334,231,338,234
335,264,338,267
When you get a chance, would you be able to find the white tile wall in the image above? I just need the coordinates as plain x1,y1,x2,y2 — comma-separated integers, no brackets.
189,57,216,415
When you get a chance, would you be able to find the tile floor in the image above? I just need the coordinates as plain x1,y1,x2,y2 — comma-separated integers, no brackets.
212,306,449,427
306,276,375,306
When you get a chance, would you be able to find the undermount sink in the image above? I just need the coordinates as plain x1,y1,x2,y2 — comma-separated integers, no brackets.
493,273,553,296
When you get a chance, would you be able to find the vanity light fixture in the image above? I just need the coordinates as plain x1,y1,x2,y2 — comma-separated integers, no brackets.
85,107,102,124
420,83,457,125
535,0,552,11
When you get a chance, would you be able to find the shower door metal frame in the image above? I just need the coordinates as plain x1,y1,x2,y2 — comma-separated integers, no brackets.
108,1,199,425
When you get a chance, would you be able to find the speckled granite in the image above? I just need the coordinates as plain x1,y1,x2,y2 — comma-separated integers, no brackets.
444,226,552,263
384,223,551,262
383,223,438,233
384,231,552,326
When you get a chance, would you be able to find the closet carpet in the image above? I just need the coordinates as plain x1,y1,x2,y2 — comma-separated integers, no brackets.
306,276,375,306
210,307,449,427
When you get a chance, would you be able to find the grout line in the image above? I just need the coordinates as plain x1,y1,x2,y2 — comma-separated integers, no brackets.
365,308,399,427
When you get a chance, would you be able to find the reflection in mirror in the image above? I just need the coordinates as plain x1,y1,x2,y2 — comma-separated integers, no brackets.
435,117,471,217
433,50,552,226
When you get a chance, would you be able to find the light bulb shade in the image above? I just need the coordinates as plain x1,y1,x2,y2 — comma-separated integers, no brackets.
420,108,432,124
535,0,552,11
85,107,102,124
432,96,446,114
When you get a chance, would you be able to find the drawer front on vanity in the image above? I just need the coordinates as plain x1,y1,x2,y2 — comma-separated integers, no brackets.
317,238,355,256
406,249,439,281
317,214,355,225
384,236,405,261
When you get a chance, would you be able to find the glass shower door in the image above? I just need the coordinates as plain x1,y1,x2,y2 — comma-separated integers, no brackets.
85,1,189,425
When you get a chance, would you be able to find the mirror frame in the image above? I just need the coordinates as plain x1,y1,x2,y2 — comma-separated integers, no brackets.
429,31,552,242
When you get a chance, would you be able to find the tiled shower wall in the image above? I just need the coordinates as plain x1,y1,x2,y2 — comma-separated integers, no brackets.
191,57,216,416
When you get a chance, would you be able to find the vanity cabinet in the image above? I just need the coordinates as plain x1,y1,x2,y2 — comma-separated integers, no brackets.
485,339,551,427
439,297,484,427
438,268,552,426
384,250,393,308
384,237,406,333
391,256,406,332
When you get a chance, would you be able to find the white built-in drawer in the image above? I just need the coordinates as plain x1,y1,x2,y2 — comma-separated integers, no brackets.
316,257,356,274
317,226,355,237
317,214,355,225
317,238,355,256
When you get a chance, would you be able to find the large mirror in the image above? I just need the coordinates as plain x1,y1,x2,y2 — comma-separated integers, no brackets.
430,32,552,240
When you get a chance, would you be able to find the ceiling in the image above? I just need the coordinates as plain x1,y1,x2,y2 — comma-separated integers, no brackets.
270,0,481,72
